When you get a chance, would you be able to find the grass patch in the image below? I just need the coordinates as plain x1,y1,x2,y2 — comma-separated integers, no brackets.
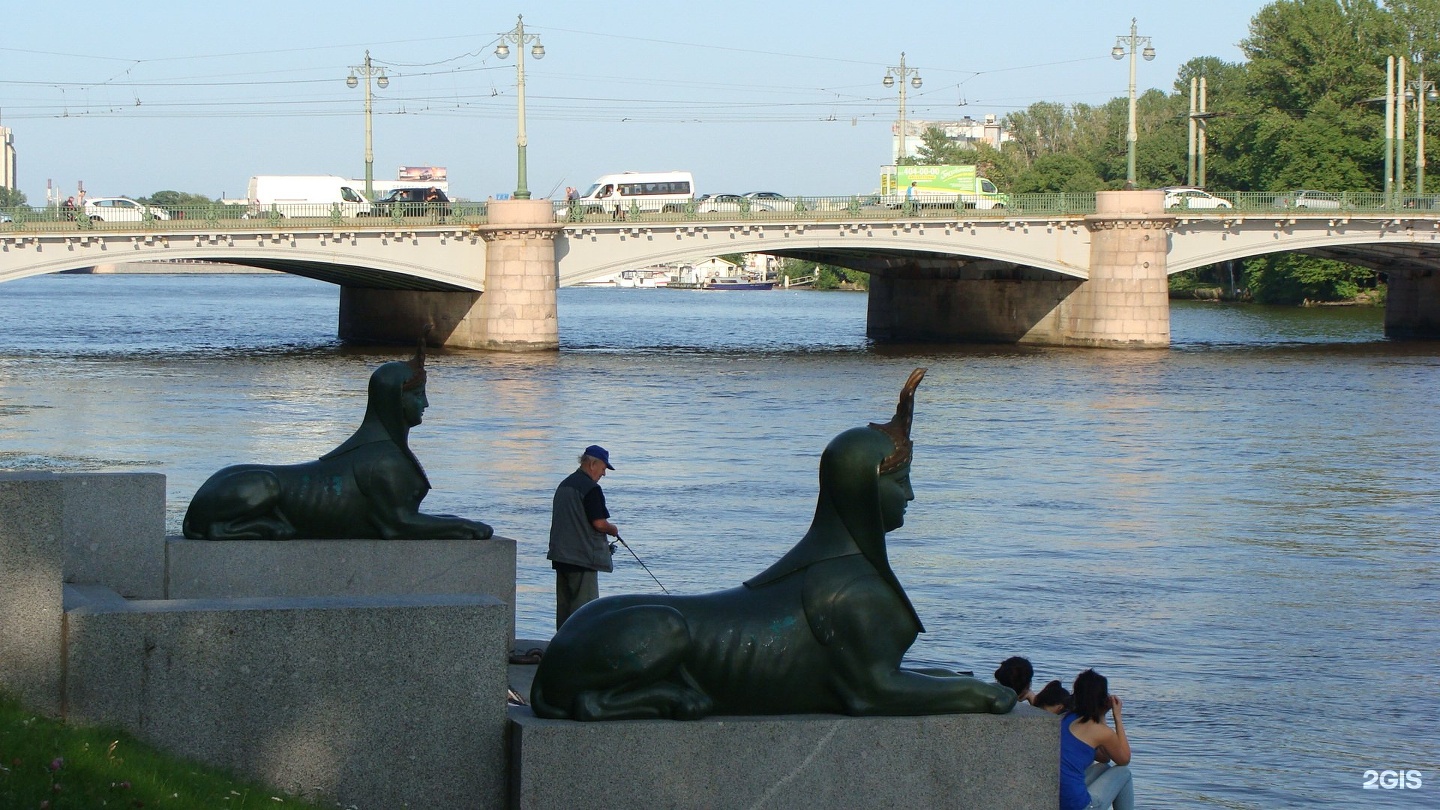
0,690,334,809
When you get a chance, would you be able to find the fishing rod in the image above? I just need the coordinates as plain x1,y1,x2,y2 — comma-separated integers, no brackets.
614,535,669,594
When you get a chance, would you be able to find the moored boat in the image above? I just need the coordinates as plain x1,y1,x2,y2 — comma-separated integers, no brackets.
702,277,774,291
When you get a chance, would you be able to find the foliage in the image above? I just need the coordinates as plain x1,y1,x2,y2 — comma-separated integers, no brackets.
779,258,869,291
1012,154,1104,193
1243,253,1379,304
956,2,1440,302
139,190,217,211
0,690,328,809
0,187,26,208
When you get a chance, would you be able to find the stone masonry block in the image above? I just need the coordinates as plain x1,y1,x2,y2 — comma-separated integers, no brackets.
66,592,509,810
61,473,166,599
165,535,516,621
0,473,66,716
510,706,1058,810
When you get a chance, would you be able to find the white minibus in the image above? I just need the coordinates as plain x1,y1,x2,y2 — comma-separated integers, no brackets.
574,171,695,215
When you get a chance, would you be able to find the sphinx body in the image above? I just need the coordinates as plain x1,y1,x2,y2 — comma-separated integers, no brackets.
530,369,1015,720
183,355,492,542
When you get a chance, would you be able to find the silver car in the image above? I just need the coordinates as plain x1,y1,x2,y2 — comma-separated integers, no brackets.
694,194,777,214
1274,190,1342,209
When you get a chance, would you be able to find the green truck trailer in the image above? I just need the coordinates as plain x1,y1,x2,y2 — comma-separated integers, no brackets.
879,165,1009,210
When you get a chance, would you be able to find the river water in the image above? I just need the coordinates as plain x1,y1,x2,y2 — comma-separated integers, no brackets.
0,274,1435,808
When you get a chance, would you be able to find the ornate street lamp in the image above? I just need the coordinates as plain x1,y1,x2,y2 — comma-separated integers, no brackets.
496,15,546,200
1112,19,1155,188
346,51,389,201
883,53,922,166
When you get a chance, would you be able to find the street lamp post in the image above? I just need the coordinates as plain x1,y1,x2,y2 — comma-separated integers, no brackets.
882,53,922,166
1407,72,1437,197
495,15,545,201
346,51,389,201
1112,18,1155,188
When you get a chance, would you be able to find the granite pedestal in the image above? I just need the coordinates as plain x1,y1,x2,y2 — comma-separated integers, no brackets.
509,705,1059,810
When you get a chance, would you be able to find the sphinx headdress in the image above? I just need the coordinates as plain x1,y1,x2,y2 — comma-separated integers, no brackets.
869,367,926,474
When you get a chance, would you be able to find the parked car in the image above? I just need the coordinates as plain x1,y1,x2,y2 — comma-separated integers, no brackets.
1273,190,1342,209
695,194,777,214
82,197,172,222
1162,187,1232,209
371,187,451,217
743,191,788,203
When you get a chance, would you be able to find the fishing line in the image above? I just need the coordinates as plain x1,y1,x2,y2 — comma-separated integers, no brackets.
615,535,668,594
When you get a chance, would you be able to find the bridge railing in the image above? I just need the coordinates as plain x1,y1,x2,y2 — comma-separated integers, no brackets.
4,192,1436,235
0,201,494,232
1186,191,1439,213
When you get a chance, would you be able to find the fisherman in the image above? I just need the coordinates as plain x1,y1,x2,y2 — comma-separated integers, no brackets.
547,445,620,629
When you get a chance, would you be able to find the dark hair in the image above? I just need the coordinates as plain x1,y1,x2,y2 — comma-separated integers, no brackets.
1072,669,1110,723
1034,679,1072,712
994,656,1034,694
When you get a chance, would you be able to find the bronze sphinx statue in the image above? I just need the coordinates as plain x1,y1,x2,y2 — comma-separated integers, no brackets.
530,368,1016,720
182,345,492,541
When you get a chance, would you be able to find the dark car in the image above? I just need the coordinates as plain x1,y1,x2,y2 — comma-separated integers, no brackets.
372,187,451,217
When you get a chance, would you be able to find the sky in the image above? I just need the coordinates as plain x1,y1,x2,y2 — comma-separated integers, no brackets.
0,0,1273,202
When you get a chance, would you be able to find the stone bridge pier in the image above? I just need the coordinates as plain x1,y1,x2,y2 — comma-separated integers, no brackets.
867,190,1173,348
1384,268,1440,338
339,200,561,350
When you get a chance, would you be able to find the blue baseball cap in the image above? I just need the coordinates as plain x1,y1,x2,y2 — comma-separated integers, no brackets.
584,444,615,470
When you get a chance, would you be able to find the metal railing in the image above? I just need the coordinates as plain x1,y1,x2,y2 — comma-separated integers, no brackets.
4,192,1438,234
0,201,493,232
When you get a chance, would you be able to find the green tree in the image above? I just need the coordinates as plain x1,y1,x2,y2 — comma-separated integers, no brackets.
779,258,869,290
141,190,217,212
1012,154,1104,193
0,187,26,208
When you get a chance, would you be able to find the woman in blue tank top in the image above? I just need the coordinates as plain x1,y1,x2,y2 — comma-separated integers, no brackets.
1059,669,1134,810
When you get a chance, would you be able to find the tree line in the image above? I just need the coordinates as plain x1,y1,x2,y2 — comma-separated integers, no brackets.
912,0,1439,304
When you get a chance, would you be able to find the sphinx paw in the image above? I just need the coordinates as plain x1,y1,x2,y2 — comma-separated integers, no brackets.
473,522,494,540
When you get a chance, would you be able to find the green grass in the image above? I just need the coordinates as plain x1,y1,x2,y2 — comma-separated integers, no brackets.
0,690,334,810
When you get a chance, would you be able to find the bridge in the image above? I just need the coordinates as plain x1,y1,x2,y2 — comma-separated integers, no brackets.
3,193,1439,349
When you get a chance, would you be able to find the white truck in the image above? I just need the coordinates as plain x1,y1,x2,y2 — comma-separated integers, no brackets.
880,165,1009,210
245,175,373,218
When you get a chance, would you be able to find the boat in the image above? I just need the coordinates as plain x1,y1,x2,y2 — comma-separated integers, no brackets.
702,277,774,291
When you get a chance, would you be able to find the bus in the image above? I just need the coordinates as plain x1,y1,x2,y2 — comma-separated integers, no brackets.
574,171,695,215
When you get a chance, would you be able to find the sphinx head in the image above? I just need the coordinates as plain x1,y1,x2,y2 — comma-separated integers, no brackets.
366,341,429,439
818,368,926,539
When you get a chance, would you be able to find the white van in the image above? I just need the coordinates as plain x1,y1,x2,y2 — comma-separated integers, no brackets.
574,171,694,215
245,175,373,218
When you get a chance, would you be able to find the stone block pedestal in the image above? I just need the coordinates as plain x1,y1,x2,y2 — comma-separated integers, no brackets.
509,706,1059,810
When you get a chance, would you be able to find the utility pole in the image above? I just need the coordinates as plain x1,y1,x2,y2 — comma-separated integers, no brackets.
1187,78,1198,186
1386,56,1395,200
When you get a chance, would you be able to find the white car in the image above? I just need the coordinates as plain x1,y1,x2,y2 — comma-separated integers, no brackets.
694,194,777,214
1162,187,1232,210
83,197,171,222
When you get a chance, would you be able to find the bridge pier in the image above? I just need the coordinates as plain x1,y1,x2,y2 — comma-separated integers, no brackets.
1064,190,1173,348
338,200,561,350
1383,268,1440,338
865,191,1172,348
